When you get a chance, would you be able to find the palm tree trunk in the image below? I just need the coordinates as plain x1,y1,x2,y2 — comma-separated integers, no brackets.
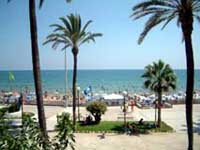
157,91,162,128
72,48,78,130
182,30,194,150
29,0,47,137
155,102,157,125
180,6,194,149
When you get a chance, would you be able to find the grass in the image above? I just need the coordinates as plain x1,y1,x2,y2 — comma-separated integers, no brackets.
76,121,173,134
150,122,174,132
77,121,124,133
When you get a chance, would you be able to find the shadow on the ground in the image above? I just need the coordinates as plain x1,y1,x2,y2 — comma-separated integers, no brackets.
180,119,200,135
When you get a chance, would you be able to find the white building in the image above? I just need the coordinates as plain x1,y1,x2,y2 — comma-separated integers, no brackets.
101,93,124,105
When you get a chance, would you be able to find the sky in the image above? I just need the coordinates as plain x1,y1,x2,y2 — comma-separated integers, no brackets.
0,0,199,70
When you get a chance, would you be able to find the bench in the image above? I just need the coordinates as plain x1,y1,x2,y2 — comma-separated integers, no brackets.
117,116,134,120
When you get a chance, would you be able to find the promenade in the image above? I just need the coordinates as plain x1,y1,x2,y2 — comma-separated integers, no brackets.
24,104,200,150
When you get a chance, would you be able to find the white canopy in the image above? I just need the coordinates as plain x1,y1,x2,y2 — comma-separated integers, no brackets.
103,94,123,100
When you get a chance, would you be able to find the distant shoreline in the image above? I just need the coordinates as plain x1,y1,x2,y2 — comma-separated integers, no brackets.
0,70,199,93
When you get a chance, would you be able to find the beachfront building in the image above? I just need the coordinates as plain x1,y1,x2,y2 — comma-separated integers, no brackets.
100,93,124,106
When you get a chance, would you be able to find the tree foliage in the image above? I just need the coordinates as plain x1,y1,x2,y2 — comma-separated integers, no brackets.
0,108,75,150
53,112,75,150
142,59,177,93
142,60,176,127
131,0,200,44
44,14,102,129
44,14,102,53
86,101,107,124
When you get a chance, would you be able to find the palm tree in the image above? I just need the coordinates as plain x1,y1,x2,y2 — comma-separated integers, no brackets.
7,0,72,139
131,1,200,149
44,14,102,129
29,0,47,138
142,60,176,127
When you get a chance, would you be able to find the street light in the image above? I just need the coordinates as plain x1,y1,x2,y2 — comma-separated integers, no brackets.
122,91,128,131
64,49,68,108
77,86,81,121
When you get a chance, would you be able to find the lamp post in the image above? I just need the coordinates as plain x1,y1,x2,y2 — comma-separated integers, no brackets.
64,49,68,108
77,86,81,121
123,91,128,131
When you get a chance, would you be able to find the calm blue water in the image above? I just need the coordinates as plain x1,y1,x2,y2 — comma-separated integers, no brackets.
0,70,199,93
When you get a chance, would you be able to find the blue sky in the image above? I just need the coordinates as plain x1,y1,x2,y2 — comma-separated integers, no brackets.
0,0,199,70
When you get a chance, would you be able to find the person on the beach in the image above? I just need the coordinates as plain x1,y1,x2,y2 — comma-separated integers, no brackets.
130,100,135,112
44,91,48,98
55,90,60,100
138,118,144,125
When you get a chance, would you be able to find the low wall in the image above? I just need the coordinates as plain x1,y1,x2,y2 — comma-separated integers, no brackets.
24,100,66,106
169,99,200,105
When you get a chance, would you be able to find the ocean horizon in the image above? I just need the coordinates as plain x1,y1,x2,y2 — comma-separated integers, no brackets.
0,69,199,94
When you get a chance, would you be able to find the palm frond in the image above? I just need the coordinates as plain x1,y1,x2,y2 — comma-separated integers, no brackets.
68,14,76,33
144,80,152,89
131,0,189,44
142,60,176,93
79,33,102,46
39,0,44,9
39,0,72,8
61,44,72,51
132,0,175,12
131,7,168,19
194,15,200,24
44,14,102,51
82,20,93,33
161,11,177,29
138,11,168,44
50,24,66,32
60,17,72,33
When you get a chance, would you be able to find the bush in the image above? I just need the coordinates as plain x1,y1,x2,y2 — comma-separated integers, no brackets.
86,101,107,124
0,112,75,150
8,103,20,113
0,112,44,150
0,107,8,118
53,112,75,150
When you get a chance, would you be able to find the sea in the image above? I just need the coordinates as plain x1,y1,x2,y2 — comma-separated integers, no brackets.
0,70,199,94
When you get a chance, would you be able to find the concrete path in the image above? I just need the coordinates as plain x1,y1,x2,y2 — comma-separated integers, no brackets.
23,105,200,133
134,105,200,133
44,105,200,133
24,105,200,150
73,133,200,150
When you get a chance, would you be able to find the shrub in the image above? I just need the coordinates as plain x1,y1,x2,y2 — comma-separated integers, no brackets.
53,112,75,150
0,107,8,118
0,112,44,150
8,103,20,113
0,111,75,150
86,101,107,124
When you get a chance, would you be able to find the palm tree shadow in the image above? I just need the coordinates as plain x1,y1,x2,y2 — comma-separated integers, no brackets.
193,119,200,135
180,119,200,135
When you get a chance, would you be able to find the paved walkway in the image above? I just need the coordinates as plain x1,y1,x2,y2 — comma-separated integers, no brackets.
24,105,200,150
133,105,200,133
37,104,200,133
73,133,200,150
